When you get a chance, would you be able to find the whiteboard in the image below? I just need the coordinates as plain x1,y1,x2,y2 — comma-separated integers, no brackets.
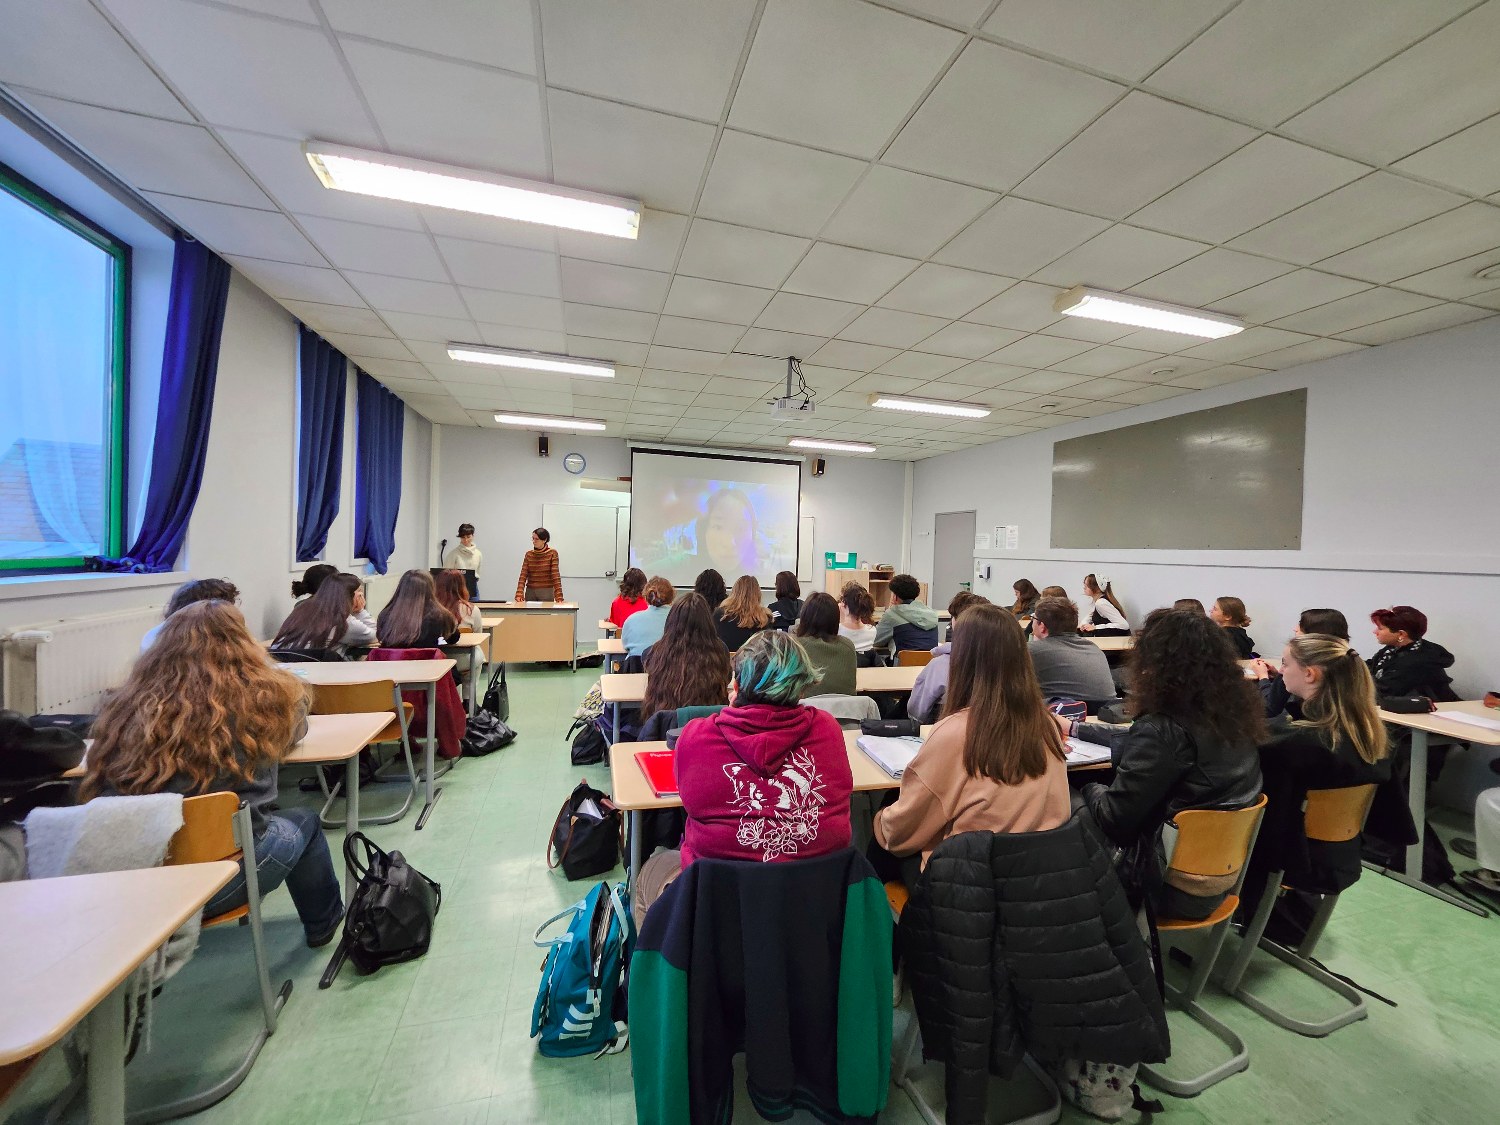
542,503,628,577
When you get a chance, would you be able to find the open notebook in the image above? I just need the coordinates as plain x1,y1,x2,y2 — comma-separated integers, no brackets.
1065,737,1112,766
856,735,922,779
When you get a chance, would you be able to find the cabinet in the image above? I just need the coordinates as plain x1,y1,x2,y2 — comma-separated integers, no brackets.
824,568,927,609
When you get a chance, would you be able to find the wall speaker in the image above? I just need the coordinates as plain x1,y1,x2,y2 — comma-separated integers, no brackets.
813,457,826,477
538,434,550,458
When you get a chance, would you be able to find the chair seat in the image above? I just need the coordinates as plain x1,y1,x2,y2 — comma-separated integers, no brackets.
205,903,250,928
1158,893,1240,931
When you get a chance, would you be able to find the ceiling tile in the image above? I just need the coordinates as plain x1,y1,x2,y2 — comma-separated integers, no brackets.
1227,173,1464,263
936,198,1111,276
729,0,960,158
1283,2,1500,164
322,0,535,74
348,272,467,318
878,264,1014,318
415,206,558,252
1338,303,1492,345
996,369,1090,394
1394,113,1500,197
1270,286,1439,335
23,97,271,208
988,334,1096,367
142,193,324,265
652,317,744,352
755,293,863,336
1178,325,1316,362
282,300,391,336
1060,400,1132,418
697,131,866,237
215,129,422,228
1145,0,1474,126
963,281,1068,332
547,91,714,214
782,244,919,304
538,0,757,119
559,259,671,313
1214,269,1370,323
884,39,1123,191
378,311,475,343
875,353,968,380
1392,251,1500,301
821,165,998,259
434,237,561,296
1038,317,1137,344
461,288,567,331
321,332,414,361
676,220,811,289
299,215,448,281
555,209,688,273
983,0,1233,81
1247,338,1368,369
808,339,901,371
1030,224,1209,290
553,335,646,364
918,323,1026,360
642,346,729,377
1316,203,1500,284
663,275,774,324
1110,383,1193,405
560,302,653,342
1046,345,1166,378
838,307,950,348
1098,328,1211,354
1132,135,1369,243
732,329,828,364
341,42,546,175
1017,92,1256,220
103,0,378,140
225,256,362,306
1128,249,1292,306
939,361,1035,388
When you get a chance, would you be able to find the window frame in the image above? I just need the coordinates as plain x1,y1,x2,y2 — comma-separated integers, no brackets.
0,158,130,572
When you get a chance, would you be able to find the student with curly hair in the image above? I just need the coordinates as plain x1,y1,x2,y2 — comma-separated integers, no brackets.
640,593,732,724
873,573,939,654
693,568,728,612
141,577,241,651
623,576,675,658
610,568,649,629
838,583,877,654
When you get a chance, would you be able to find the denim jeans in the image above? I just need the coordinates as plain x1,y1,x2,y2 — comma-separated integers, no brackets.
205,807,343,939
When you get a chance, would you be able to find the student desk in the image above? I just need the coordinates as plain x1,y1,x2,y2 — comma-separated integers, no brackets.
0,862,237,1124
281,659,456,830
480,602,579,670
600,665,923,742
599,618,619,637
598,636,625,673
1088,635,1133,652
442,631,491,717
1376,700,1500,917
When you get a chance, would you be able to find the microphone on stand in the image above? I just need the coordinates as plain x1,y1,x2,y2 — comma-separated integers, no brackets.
438,538,448,567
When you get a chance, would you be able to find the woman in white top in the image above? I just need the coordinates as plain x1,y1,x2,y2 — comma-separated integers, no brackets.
443,522,482,596
1077,573,1130,635
838,582,878,653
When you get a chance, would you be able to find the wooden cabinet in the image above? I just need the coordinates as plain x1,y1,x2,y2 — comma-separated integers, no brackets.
824,568,927,608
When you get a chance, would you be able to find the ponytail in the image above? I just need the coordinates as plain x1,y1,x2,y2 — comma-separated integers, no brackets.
1287,634,1389,764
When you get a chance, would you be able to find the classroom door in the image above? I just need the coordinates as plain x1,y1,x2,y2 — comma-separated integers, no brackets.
932,510,976,609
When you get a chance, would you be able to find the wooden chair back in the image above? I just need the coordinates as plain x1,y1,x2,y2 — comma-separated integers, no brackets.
896,650,933,668
1304,784,1377,844
1166,795,1269,878
166,792,241,866
311,679,398,715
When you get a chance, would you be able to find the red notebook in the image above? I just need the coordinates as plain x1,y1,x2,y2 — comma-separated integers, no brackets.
635,749,679,798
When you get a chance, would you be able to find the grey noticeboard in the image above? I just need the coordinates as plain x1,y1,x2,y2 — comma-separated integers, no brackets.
1050,389,1306,550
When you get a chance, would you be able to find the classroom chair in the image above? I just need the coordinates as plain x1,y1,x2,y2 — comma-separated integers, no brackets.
1222,784,1378,1037
308,679,417,828
895,650,933,668
1141,795,1268,1098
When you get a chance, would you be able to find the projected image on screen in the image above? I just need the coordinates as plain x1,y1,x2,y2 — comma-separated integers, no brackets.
629,450,800,588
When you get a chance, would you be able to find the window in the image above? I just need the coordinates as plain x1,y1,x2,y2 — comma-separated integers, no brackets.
0,160,127,570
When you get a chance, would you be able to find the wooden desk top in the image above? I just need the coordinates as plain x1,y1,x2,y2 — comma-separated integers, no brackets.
600,664,921,705
284,712,395,764
479,602,579,613
278,659,455,686
602,672,648,703
598,638,625,655
1088,635,1134,652
0,862,238,1065
1378,700,1500,746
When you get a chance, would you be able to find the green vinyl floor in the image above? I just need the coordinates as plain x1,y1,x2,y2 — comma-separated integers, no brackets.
9,665,1498,1124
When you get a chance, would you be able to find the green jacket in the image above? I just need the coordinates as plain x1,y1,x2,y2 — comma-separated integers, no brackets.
873,600,940,651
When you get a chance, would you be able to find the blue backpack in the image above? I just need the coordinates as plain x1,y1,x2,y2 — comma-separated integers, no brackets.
531,881,633,1058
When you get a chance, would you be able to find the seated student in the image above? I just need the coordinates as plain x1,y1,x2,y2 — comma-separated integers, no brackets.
693,568,728,612
83,601,342,946
1249,608,1350,718
1066,607,1264,920
1077,573,1130,635
1173,598,1207,614
767,571,803,632
640,593,732,726
1010,578,1041,619
838,583,878,655
141,577,240,651
1210,596,1256,658
292,562,338,601
272,573,377,658
435,568,484,634
874,604,1070,874
1040,585,1068,599
623,576,674,658
1028,596,1118,706
791,593,857,697
908,592,989,723
609,568,649,629
1367,605,1456,701
873,573,939,654
376,570,457,649
714,575,773,651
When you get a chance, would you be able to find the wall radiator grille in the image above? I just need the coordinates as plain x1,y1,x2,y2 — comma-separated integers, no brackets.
1,605,163,715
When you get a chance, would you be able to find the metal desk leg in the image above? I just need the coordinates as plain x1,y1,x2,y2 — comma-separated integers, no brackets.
612,701,621,745
466,648,478,719
343,757,360,904
85,981,127,1124
416,682,443,829
628,810,642,891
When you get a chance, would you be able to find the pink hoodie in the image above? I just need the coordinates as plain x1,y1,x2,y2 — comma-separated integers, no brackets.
676,703,852,866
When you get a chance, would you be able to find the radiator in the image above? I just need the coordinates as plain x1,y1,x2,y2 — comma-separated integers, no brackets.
1,605,164,715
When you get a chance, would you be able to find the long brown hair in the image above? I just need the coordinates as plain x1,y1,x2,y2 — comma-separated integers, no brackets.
434,569,475,623
377,569,456,648
1285,634,1389,765
942,604,1065,784
1011,578,1040,613
1084,573,1125,616
720,574,770,629
1127,608,1268,746
274,572,357,649
82,602,308,800
642,593,731,721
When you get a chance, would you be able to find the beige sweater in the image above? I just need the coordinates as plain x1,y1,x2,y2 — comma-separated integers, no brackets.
873,710,1071,866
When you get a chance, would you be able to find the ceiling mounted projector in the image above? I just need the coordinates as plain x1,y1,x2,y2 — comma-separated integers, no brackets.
769,397,816,421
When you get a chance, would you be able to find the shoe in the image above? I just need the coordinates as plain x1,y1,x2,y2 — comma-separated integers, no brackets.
1451,838,1478,860
306,916,343,949
1466,869,1500,894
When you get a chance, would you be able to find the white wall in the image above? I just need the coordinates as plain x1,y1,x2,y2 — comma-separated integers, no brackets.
436,430,910,635
910,317,1500,701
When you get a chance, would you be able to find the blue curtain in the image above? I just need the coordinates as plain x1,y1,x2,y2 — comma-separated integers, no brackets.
354,369,404,573
90,236,230,573
295,326,347,562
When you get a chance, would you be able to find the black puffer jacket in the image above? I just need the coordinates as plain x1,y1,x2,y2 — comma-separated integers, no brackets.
1076,713,1263,849
900,822,1168,1125
1367,639,1457,701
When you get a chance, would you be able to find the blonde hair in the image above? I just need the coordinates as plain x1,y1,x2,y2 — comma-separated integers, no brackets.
1285,634,1389,765
82,601,309,800
720,574,771,629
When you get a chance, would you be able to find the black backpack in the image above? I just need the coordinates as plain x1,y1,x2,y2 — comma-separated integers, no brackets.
320,833,441,988
566,716,608,765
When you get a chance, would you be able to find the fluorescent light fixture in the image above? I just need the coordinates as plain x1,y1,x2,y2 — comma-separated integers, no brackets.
493,411,606,432
1053,285,1243,339
788,438,877,454
448,343,614,379
305,141,640,239
868,393,991,419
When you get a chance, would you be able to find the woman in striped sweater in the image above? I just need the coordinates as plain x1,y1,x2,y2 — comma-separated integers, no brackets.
514,527,563,603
